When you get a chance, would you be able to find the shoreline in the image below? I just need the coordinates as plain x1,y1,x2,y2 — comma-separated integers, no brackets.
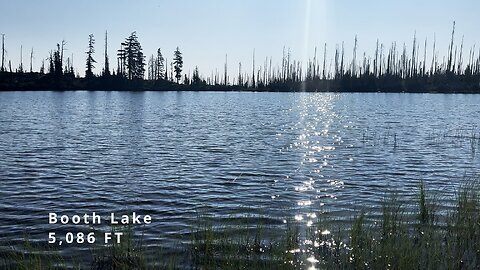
1,72,479,94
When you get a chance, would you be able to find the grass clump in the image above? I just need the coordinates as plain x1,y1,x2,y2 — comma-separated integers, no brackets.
190,178,480,269
190,214,299,269
0,235,69,269
314,179,480,269
91,225,147,269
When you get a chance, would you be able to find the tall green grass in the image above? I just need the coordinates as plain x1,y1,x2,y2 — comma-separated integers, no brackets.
0,235,69,269
190,178,480,269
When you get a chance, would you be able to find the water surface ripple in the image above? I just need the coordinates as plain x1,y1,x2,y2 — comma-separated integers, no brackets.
0,91,479,255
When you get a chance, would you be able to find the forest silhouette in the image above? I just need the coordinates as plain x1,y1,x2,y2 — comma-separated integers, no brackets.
0,22,479,92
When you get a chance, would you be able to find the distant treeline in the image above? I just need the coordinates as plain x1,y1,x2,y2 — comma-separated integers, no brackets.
1,22,479,92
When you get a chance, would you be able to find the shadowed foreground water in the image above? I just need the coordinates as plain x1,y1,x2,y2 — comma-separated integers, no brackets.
0,91,479,262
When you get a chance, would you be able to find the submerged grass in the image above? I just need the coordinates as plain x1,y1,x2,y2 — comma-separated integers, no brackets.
1,178,479,269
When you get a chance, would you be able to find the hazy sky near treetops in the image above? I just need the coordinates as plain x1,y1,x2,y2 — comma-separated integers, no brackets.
1,0,479,78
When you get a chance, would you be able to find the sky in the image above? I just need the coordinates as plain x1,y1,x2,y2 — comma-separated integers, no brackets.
1,0,479,79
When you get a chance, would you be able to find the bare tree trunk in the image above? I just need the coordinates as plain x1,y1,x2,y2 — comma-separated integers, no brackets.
422,38,427,77
19,45,23,72
61,40,66,69
238,62,242,86
430,34,436,75
352,35,358,77
268,57,272,85
30,48,34,73
322,43,327,79
1,34,5,72
447,21,455,73
457,36,464,75
252,49,255,88
224,54,228,86
411,32,416,77
374,39,379,76
340,42,345,78
104,31,110,76
282,46,285,82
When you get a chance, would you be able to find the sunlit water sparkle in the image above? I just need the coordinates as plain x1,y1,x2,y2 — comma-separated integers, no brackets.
0,91,479,265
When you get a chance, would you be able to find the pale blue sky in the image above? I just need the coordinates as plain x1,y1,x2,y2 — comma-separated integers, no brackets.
1,0,479,78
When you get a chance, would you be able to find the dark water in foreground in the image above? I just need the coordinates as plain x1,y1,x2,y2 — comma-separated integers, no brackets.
0,91,479,259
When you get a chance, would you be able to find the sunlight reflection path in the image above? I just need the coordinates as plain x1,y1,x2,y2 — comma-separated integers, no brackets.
276,93,344,267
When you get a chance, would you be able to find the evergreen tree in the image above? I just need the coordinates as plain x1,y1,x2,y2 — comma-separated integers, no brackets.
85,34,96,78
119,32,145,80
48,51,54,74
173,47,183,83
148,55,155,80
192,66,201,85
40,60,45,74
156,48,165,80
164,58,168,80
117,44,126,76
53,44,62,76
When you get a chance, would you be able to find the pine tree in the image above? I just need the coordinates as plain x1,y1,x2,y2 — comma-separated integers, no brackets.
192,66,201,85
40,60,45,74
53,44,62,76
156,48,165,80
119,32,145,80
117,44,126,76
173,47,183,83
49,51,54,74
85,34,95,78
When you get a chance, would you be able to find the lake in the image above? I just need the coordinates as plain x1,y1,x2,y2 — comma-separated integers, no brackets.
0,91,479,264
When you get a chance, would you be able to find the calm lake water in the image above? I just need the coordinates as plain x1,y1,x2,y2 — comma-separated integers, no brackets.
0,91,479,260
